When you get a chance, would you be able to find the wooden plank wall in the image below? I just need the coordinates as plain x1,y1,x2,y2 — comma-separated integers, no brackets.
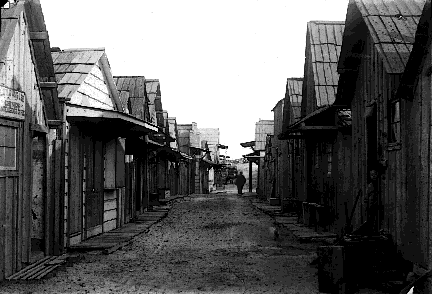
347,34,403,240
0,11,53,279
332,131,352,235
402,48,431,266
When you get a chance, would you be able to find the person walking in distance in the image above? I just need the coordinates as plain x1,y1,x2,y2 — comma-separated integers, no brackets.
235,171,246,195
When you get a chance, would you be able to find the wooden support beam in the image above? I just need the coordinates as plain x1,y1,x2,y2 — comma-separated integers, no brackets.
48,120,62,127
30,123,49,134
29,31,48,40
39,82,57,88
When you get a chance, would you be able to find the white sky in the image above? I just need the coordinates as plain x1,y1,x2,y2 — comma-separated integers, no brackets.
39,0,349,159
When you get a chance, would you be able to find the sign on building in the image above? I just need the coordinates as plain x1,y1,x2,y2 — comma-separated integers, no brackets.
0,85,26,121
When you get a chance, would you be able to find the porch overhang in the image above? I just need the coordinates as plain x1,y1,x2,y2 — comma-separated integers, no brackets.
155,145,183,162
66,104,158,138
279,105,350,139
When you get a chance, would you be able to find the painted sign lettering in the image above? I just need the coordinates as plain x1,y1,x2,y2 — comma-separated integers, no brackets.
0,85,25,120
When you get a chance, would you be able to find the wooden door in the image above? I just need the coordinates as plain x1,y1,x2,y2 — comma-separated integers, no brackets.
0,119,21,280
31,135,46,261
83,135,104,238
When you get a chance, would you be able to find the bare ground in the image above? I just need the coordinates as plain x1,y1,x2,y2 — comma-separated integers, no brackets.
0,193,325,294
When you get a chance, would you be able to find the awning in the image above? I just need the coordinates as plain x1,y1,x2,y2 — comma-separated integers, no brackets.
155,145,183,162
279,105,349,140
66,104,158,138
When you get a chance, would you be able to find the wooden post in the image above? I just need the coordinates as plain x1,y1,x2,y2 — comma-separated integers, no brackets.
249,160,252,192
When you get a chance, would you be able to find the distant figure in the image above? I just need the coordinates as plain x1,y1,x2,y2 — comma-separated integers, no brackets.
235,171,246,195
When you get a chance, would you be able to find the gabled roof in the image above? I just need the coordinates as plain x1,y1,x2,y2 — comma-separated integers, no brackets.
306,21,344,107
397,0,432,98
113,76,148,120
52,48,123,111
338,0,425,74
1,1,61,121
286,78,303,122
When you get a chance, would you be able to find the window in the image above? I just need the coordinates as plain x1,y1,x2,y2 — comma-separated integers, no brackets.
315,144,319,169
389,100,400,144
0,125,17,170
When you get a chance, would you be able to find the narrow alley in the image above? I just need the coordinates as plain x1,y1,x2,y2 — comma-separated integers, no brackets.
0,191,322,294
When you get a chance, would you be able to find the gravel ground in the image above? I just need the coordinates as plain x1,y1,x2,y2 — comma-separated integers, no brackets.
0,193,326,294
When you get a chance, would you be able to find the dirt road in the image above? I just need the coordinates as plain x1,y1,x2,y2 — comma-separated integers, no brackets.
0,193,321,294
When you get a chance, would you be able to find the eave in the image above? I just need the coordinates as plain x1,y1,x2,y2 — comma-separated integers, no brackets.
66,103,158,138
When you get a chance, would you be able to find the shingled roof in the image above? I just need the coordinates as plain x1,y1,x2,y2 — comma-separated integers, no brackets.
286,78,303,122
307,21,344,108
51,48,122,111
113,76,149,120
397,0,432,98
145,79,159,125
339,0,426,74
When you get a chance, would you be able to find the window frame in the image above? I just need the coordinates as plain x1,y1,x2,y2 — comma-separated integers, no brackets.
388,99,401,146
0,119,20,171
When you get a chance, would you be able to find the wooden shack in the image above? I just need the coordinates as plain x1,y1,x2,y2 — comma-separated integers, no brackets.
384,0,432,278
254,119,274,197
0,1,61,279
167,117,180,195
279,21,345,230
335,0,427,238
272,99,284,204
52,51,157,246
113,76,157,222
277,78,303,212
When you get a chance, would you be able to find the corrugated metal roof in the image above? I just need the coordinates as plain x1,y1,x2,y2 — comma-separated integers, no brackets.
286,78,303,122
353,0,425,73
308,21,345,107
51,49,104,100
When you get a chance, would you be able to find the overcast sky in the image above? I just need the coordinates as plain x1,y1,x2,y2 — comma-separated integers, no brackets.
40,0,349,159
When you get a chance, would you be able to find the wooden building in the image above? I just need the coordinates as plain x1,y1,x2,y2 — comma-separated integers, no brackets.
279,21,345,230
113,76,157,222
277,78,303,212
254,119,273,198
395,0,432,283
335,0,424,240
0,1,62,279
177,122,212,194
167,117,180,195
52,50,157,246
272,99,285,205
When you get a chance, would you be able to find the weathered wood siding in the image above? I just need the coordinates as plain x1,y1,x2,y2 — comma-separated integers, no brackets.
70,65,114,110
349,34,402,237
0,11,49,279
402,44,431,266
